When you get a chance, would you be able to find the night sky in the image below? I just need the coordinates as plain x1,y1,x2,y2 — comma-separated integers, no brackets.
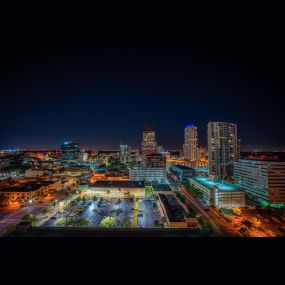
0,48,284,150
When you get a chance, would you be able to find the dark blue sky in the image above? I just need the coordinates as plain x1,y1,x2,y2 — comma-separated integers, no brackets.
0,48,284,150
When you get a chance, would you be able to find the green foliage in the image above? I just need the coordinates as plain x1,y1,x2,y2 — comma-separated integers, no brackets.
73,218,91,227
176,192,186,203
122,217,134,228
184,181,203,199
42,208,50,215
99,217,120,228
115,209,123,216
22,214,38,223
56,217,74,226
6,225,17,234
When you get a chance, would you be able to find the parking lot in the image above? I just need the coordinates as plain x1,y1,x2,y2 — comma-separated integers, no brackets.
43,197,163,228
138,199,163,228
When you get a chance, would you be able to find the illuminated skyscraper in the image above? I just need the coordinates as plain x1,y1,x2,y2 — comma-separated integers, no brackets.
142,125,157,156
183,124,198,160
208,122,240,179
61,142,80,161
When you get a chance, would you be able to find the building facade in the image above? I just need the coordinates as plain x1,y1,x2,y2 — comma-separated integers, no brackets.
234,159,285,206
171,165,194,181
144,153,166,168
0,180,62,205
166,159,208,171
61,142,80,161
183,124,198,160
78,152,89,163
142,125,157,156
120,145,131,164
129,168,166,182
188,176,245,208
208,122,240,179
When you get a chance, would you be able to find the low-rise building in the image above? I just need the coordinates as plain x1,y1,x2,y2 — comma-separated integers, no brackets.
0,169,19,180
25,168,45,178
171,165,194,181
80,180,145,198
63,166,90,176
0,180,62,205
166,159,208,171
158,193,194,228
188,176,245,208
234,159,285,206
129,167,166,183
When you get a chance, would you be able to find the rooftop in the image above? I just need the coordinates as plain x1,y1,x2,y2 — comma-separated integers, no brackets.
173,165,193,170
89,180,145,188
1,181,53,193
153,184,172,192
159,193,186,222
190,176,241,191
146,153,163,157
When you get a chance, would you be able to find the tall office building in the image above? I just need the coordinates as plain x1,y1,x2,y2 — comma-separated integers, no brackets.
120,145,131,164
130,153,167,182
142,125,157,156
234,159,285,205
208,122,239,179
183,124,198,160
144,153,166,168
61,142,80,161
78,151,89,163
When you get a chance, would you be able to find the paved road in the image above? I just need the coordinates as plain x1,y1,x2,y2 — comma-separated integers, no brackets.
179,187,230,236
138,199,161,228
0,191,66,236
166,173,229,236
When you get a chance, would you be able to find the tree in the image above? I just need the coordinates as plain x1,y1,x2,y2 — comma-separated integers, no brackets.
22,214,38,224
56,217,74,226
92,196,98,202
232,208,242,216
73,218,91,227
42,208,50,215
115,209,123,216
122,217,133,228
99,217,120,228
248,216,261,228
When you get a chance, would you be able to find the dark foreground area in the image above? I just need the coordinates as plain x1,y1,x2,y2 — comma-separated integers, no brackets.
9,227,211,237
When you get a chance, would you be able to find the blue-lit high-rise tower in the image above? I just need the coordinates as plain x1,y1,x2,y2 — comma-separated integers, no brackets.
61,142,80,161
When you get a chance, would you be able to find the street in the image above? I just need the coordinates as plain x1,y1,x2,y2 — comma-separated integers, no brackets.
166,173,231,236
0,191,66,236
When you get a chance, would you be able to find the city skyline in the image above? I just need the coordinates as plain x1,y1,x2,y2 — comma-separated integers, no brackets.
1,48,284,150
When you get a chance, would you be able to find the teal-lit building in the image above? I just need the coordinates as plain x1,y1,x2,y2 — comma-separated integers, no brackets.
188,176,245,208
